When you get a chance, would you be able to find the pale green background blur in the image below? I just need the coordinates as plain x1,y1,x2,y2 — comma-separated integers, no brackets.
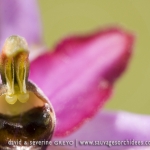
38,0,150,114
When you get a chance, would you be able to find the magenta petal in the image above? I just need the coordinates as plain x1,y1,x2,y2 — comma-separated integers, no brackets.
29,28,134,136
0,0,42,48
50,111,150,150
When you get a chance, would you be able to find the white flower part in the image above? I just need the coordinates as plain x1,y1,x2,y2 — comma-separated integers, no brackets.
29,45,47,61
3,35,28,57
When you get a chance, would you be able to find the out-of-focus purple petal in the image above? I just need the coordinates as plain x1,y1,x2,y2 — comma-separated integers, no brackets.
50,111,150,150
29,28,134,136
0,0,42,49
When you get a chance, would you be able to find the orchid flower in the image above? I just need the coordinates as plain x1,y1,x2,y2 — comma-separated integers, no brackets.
0,1,150,150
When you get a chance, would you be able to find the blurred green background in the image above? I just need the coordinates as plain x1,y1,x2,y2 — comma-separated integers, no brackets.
38,0,150,114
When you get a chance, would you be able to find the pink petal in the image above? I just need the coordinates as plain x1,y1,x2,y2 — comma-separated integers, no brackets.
0,0,42,49
50,111,150,150
29,28,134,136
